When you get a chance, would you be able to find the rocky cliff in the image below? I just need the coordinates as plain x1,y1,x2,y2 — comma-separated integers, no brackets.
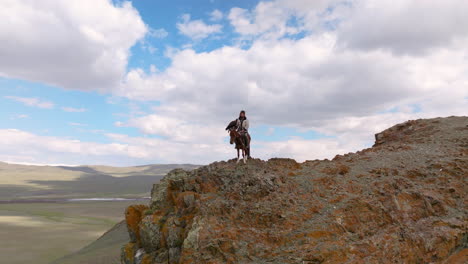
120,116,467,264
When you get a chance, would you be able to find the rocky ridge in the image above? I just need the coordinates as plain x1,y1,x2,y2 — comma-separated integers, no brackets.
121,116,467,264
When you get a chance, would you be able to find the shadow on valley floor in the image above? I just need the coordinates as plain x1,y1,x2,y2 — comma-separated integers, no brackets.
30,174,164,196
0,174,164,199
0,185,38,200
57,166,101,174
0,164,200,200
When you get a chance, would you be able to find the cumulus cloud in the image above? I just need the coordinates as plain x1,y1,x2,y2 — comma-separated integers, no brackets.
228,3,297,39
4,96,54,109
227,0,344,39
119,114,227,144
119,33,467,126
0,0,147,91
337,0,468,54
227,0,468,54
1,0,467,165
0,127,371,165
112,0,467,164
0,128,232,165
177,14,222,40
0,129,149,165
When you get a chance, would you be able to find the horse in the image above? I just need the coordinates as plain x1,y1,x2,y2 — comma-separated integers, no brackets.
228,129,250,164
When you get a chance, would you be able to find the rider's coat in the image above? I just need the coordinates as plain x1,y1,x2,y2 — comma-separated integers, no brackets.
236,118,249,132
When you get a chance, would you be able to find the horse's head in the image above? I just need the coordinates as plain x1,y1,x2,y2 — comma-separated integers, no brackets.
229,129,238,144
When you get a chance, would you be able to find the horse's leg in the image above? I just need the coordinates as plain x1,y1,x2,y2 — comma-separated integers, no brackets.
236,148,240,163
246,134,251,158
242,148,246,164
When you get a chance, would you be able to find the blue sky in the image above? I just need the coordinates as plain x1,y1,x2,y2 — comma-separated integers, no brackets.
0,0,466,165
128,0,258,66
1,0,318,145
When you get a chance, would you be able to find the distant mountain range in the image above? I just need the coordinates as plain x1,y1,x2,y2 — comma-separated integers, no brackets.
0,162,199,200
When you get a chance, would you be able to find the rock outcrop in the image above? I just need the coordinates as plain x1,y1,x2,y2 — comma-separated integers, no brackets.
121,116,467,264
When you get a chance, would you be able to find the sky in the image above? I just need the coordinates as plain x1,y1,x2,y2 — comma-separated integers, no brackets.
0,0,467,166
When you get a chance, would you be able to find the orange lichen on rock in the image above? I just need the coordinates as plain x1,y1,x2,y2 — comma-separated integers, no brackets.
307,230,333,239
125,204,149,245
443,248,468,264
123,242,136,262
174,191,199,209
199,181,218,193
141,253,153,264
321,163,350,175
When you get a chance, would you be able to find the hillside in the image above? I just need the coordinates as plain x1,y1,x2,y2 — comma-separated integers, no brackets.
116,116,467,264
51,220,129,264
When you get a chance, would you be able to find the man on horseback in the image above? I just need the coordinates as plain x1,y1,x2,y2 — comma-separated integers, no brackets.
236,110,250,148
236,110,250,158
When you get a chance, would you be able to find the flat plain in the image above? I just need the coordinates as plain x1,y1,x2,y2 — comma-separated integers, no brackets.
0,201,139,264
0,162,198,264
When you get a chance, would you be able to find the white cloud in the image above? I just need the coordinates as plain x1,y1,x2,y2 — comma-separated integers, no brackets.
1,0,467,165
0,126,371,165
177,14,222,40
115,121,125,127
265,127,275,136
119,32,467,126
4,96,54,109
226,0,342,40
111,0,467,164
233,0,468,53
254,138,356,161
120,114,226,143
0,129,150,165
0,0,147,91
148,28,168,39
228,2,299,39
62,107,87,112
209,9,223,21
141,42,158,54
0,128,231,165
337,0,468,54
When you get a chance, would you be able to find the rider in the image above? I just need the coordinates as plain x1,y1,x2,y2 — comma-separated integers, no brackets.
236,110,250,154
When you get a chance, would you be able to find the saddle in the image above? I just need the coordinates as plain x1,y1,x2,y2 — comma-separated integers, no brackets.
239,130,251,148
